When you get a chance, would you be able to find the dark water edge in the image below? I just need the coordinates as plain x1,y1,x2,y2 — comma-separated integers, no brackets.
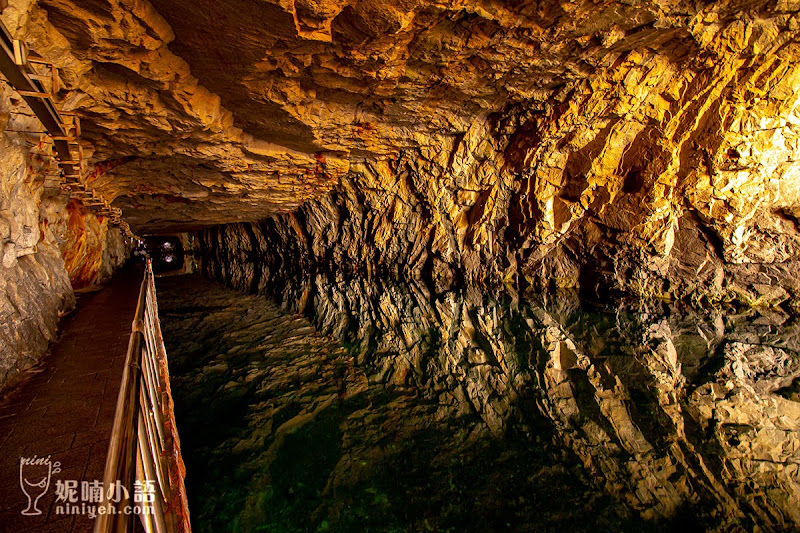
157,273,800,533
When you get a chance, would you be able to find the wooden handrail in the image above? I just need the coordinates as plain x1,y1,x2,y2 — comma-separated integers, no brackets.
94,260,191,533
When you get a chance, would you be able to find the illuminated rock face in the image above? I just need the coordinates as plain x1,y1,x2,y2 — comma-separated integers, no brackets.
47,0,790,306
0,93,71,387
1,0,797,254
0,82,127,388
60,199,128,289
2,3,800,369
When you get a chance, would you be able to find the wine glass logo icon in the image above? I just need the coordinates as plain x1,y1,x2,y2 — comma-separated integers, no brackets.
19,456,59,516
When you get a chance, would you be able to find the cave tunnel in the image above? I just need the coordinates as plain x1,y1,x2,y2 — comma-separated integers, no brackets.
2,0,800,531
139,235,185,274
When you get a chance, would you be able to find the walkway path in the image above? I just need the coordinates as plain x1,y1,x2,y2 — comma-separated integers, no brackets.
0,266,142,532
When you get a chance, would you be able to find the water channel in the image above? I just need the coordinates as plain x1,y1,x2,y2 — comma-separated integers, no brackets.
157,273,800,532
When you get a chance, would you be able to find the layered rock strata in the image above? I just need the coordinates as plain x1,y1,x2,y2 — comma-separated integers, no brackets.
2,0,350,233
2,0,796,305
195,0,800,308
0,0,796,288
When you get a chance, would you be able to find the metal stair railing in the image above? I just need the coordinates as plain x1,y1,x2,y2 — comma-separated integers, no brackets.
94,259,191,533
0,16,139,238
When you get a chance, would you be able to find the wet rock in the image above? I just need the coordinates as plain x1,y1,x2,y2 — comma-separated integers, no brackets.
0,244,73,386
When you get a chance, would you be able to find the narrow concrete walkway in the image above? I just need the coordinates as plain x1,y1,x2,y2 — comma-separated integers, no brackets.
0,265,142,532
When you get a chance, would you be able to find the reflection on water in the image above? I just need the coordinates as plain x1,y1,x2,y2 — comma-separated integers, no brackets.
138,235,185,273
158,273,800,532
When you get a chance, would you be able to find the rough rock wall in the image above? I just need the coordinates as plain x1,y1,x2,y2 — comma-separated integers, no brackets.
59,199,129,288
0,80,129,389
200,3,800,308
1,0,349,233
2,0,799,246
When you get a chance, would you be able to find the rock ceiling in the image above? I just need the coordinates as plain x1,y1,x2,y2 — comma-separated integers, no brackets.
2,0,800,233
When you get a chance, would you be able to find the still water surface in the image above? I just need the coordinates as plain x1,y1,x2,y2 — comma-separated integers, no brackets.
157,274,800,532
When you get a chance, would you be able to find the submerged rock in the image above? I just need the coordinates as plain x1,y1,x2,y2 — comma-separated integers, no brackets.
158,273,800,532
